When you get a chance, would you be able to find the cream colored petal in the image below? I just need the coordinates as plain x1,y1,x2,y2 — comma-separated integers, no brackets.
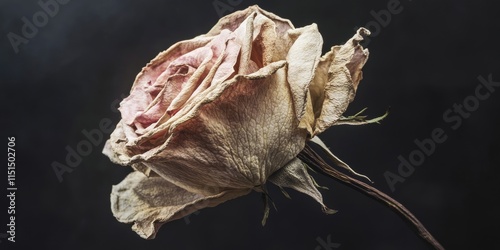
312,28,370,135
103,121,131,166
251,13,278,66
206,5,293,37
314,66,354,134
286,23,323,121
298,90,316,135
234,12,257,75
229,9,283,71
130,60,286,149
125,61,307,195
111,171,250,239
206,6,294,64
268,158,335,214
103,122,158,176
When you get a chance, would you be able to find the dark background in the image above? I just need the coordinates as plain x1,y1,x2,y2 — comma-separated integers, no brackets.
1,0,499,249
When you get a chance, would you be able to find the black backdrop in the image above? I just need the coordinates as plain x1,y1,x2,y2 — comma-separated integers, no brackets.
1,0,499,249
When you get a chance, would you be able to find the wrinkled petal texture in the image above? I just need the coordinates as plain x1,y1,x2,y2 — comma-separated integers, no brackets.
308,28,370,135
113,61,308,195
112,171,250,239
105,6,318,193
103,5,371,239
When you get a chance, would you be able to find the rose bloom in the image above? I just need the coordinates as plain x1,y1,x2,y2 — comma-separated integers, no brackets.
104,5,369,239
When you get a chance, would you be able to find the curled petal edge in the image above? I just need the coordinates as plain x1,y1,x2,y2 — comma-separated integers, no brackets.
306,27,371,136
111,171,251,239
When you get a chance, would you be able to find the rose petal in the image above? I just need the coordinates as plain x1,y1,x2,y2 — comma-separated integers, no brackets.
165,29,241,115
207,5,294,65
268,158,335,214
131,36,214,91
165,48,213,115
251,13,277,67
183,39,241,107
286,23,323,121
103,121,131,165
234,12,257,75
120,36,214,125
211,39,241,84
125,61,307,195
312,28,370,135
111,171,250,239
207,5,293,38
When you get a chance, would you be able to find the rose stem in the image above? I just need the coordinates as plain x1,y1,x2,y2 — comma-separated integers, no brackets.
297,144,445,250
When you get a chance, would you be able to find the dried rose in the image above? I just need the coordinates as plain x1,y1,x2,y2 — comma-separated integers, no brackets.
103,5,370,239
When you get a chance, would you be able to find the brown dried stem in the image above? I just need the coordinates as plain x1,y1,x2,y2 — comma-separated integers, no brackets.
298,144,445,250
